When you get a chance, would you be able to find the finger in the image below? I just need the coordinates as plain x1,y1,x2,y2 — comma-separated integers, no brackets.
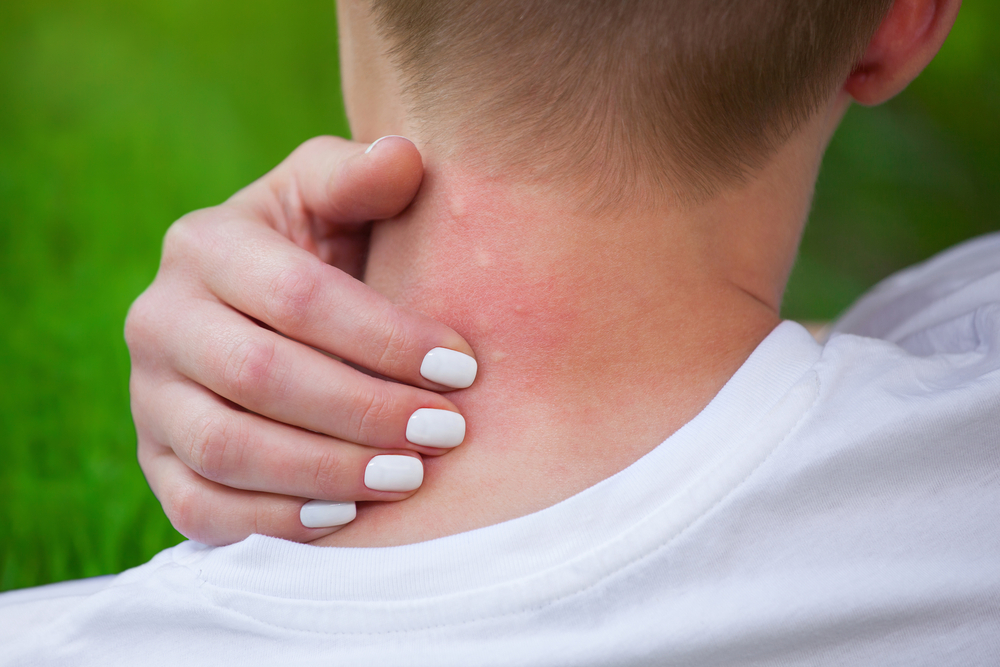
231,134,424,228
164,298,466,449
144,377,426,502
140,448,352,546
172,213,477,391
225,135,422,279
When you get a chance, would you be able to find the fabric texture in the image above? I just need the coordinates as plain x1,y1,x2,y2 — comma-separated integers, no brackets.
3,234,1000,666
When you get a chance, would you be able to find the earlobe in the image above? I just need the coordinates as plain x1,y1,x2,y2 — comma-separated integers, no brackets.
844,0,962,106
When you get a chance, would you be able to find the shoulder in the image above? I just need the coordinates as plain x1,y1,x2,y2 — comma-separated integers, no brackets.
802,233,1000,457
758,232,1000,547
830,231,1000,355
814,233,1000,411
718,239,1000,650
0,576,115,648
0,541,211,663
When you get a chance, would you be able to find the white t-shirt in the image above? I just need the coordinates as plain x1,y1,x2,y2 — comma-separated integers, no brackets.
3,235,1000,666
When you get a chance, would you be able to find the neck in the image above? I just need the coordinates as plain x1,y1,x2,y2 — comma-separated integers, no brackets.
316,123,825,547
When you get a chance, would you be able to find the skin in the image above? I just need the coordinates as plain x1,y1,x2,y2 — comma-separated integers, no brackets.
127,136,478,545
313,0,960,547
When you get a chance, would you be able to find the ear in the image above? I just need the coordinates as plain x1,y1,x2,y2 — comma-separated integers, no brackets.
845,0,962,106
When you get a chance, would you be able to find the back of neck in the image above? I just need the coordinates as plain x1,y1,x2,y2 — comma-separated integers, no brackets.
315,153,808,547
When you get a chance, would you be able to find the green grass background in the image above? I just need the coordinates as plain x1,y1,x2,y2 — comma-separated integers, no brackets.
1,1,997,592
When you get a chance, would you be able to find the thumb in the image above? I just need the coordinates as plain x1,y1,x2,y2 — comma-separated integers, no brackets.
227,135,424,276
274,134,424,224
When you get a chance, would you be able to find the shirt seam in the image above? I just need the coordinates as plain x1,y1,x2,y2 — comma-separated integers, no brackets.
197,373,822,637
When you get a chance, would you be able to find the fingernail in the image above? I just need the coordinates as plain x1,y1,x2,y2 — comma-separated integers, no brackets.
365,455,424,492
406,408,466,448
420,347,478,389
300,500,357,528
365,135,409,154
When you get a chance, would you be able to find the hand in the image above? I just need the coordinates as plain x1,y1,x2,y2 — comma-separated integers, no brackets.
125,136,477,546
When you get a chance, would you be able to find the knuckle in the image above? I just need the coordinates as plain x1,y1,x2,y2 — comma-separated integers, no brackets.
163,479,203,540
264,264,322,333
123,295,152,351
368,308,418,377
161,219,188,258
124,292,168,367
311,447,349,498
133,433,163,483
351,382,396,443
186,411,247,483
135,434,154,466
251,502,267,537
250,500,289,539
162,212,202,258
220,334,283,399
162,207,232,268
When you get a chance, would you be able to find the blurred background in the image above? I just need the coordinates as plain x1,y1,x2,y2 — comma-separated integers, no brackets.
1,0,997,591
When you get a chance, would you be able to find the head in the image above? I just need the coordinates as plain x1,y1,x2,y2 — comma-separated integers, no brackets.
338,0,960,209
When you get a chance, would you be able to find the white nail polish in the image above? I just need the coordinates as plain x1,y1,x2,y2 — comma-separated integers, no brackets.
365,134,409,154
406,409,466,448
365,455,424,492
299,500,356,528
420,347,478,389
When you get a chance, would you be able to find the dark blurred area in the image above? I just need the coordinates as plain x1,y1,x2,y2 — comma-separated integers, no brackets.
0,0,997,590
785,1,1000,316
